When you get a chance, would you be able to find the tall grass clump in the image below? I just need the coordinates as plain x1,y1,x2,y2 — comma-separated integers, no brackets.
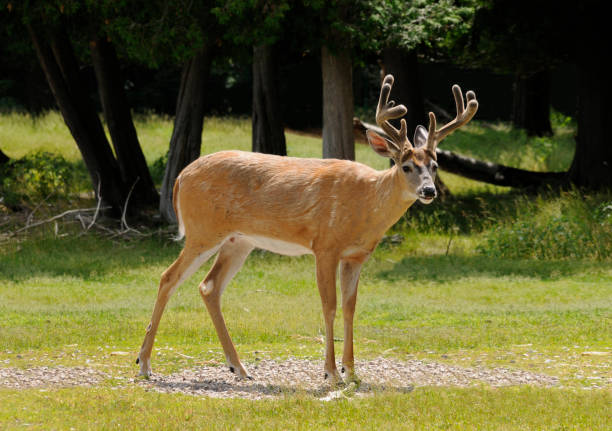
478,190,612,260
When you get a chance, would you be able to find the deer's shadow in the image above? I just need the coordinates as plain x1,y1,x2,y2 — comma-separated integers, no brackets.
140,374,414,398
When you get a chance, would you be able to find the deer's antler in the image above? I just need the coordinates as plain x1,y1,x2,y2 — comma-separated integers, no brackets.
426,85,478,153
375,75,410,154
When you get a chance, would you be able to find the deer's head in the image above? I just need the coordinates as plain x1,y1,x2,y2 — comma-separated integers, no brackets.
367,75,478,204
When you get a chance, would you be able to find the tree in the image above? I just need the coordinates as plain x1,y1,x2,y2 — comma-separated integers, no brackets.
470,0,611,189
569,31,611,189
26,20,127,213
318,1,358,160
99,0,218,222
511,70,552,137
5,2,162,213
469,1,559,137
160,47,212,222
252,44,287,155
90,35,159,208
213,0,289,157
372,0,475,141
321,44,355,160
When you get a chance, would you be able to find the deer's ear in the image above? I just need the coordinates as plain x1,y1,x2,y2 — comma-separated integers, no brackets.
366,130,396,158
413,125,429,148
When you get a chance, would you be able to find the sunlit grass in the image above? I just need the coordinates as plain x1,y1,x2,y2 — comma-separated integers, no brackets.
1,386,610,430
0,111,80,160
440,120,576,172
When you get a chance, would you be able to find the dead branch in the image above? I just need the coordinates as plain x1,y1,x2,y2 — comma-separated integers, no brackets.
9,206,111,236
119,177,140,234
87,174,103,231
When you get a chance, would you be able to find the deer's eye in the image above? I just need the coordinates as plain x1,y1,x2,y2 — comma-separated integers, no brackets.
431,163,438,172
402,165,411,173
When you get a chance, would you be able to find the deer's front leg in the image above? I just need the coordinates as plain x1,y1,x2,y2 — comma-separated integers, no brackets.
340,259,363,385
315,253,341,384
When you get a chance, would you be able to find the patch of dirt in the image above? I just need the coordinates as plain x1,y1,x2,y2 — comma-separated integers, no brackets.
134,357,559,399
0,366,107,389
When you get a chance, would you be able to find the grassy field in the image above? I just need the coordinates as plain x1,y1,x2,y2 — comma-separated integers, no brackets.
1,113,611,429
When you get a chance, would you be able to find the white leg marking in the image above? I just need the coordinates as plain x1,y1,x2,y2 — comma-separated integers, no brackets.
168,245,220,297
199,279,214,296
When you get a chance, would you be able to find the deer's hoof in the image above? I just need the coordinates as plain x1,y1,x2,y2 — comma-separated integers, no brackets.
137,356,152,378
324,370,344,387
228,361,251,380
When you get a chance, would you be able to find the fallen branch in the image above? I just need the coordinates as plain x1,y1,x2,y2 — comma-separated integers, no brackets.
354,119,567,189
26,193,53,227
10,206,111,236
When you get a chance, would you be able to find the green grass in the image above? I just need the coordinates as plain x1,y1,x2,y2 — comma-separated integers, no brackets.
1,113,611,429
1,386,610,430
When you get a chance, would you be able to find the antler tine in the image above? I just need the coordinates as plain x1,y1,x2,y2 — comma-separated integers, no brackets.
452,85,465,118
426,84,479,152
376,74,409,152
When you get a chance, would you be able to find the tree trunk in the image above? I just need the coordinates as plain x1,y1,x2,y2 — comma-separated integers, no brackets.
321,45,354,160
90,36,159,209
252,44,286,156
160,47,212,223
512,70,552,137
569,55,612,189
27,23,126,213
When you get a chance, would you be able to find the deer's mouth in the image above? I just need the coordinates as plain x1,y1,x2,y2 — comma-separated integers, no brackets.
418,196,435,205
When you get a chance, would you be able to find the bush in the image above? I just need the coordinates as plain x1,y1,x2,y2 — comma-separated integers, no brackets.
149,152,168,186
0,151,88,206
477,191,612,260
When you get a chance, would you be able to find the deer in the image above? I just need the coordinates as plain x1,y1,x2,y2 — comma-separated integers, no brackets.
136,75,478,385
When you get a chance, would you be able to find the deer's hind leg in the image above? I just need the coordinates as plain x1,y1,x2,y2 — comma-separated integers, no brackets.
199,236,254,379
138,239,222,377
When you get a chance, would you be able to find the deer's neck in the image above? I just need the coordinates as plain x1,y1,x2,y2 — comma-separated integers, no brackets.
374,165,417,228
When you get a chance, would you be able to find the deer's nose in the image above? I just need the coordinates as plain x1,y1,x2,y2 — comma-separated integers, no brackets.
421,186,436,198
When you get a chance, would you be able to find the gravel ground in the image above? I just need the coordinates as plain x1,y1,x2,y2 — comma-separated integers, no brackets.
137,357,560,399
0,357,560,399
0,366,108,389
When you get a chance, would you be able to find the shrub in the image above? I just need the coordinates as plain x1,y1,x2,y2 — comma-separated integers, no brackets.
477,191,612,260
0,151,88,206
149,152,168,186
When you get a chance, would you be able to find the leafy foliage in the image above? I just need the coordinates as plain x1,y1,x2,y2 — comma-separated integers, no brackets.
365,0,476,52
149,152,168,186
0,151,88,205
212,0,290,46
89,0,214,67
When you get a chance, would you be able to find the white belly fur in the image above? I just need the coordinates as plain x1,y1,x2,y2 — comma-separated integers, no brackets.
243,234,312,256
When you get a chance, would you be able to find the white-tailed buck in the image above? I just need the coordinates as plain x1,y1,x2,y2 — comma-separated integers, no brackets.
137,75,478,384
